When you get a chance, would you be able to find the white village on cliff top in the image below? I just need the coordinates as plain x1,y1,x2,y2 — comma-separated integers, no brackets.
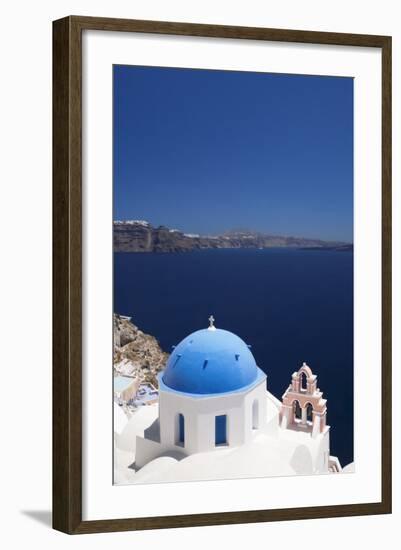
114,316,353,485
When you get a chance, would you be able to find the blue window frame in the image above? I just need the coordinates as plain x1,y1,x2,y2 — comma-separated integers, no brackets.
215,414,227,445
178,413,185,444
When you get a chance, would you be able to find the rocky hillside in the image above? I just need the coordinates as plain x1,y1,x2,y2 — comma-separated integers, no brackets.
114,314,169,387
114,220,351,253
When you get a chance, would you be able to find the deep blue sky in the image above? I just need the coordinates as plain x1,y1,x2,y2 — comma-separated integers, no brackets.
113,65,353,242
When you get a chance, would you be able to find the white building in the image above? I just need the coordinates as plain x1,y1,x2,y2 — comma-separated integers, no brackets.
114,375,139,403
115,318,345,484
135,317,269,468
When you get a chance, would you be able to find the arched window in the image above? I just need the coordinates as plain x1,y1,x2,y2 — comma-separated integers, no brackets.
176,413,185,446
293,400,302,420
252,399,259,430
215,414,227,445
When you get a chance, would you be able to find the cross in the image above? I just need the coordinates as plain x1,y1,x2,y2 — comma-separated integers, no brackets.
208,315,215,329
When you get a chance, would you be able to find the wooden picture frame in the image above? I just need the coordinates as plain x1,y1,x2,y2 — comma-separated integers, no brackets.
53,15,392,534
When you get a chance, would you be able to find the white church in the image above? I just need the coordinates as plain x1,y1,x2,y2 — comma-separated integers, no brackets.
114,317,350,485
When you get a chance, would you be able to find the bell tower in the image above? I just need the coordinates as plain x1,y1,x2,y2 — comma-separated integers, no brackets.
280,362,328,439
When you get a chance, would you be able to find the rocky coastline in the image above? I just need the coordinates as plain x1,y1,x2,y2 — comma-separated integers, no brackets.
114,313,168,388
114,220,352,253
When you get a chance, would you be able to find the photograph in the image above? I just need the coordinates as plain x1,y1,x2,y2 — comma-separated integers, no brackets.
112,64,354,485
0,0,393,541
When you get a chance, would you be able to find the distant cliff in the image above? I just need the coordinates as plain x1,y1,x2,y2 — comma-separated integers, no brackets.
114,314,169,387
114,220,352,253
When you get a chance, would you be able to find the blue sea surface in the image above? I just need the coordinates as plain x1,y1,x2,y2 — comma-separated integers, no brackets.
114,248,354,467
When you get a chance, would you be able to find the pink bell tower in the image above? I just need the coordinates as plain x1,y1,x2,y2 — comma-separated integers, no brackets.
280,362,328,439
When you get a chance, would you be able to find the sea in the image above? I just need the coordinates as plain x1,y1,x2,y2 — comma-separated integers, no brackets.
114,248,354,467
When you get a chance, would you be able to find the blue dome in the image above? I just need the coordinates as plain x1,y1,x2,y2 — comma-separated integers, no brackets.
162,328,258,394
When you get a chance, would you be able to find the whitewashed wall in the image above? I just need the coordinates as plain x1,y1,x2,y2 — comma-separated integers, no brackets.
136,377,267,466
